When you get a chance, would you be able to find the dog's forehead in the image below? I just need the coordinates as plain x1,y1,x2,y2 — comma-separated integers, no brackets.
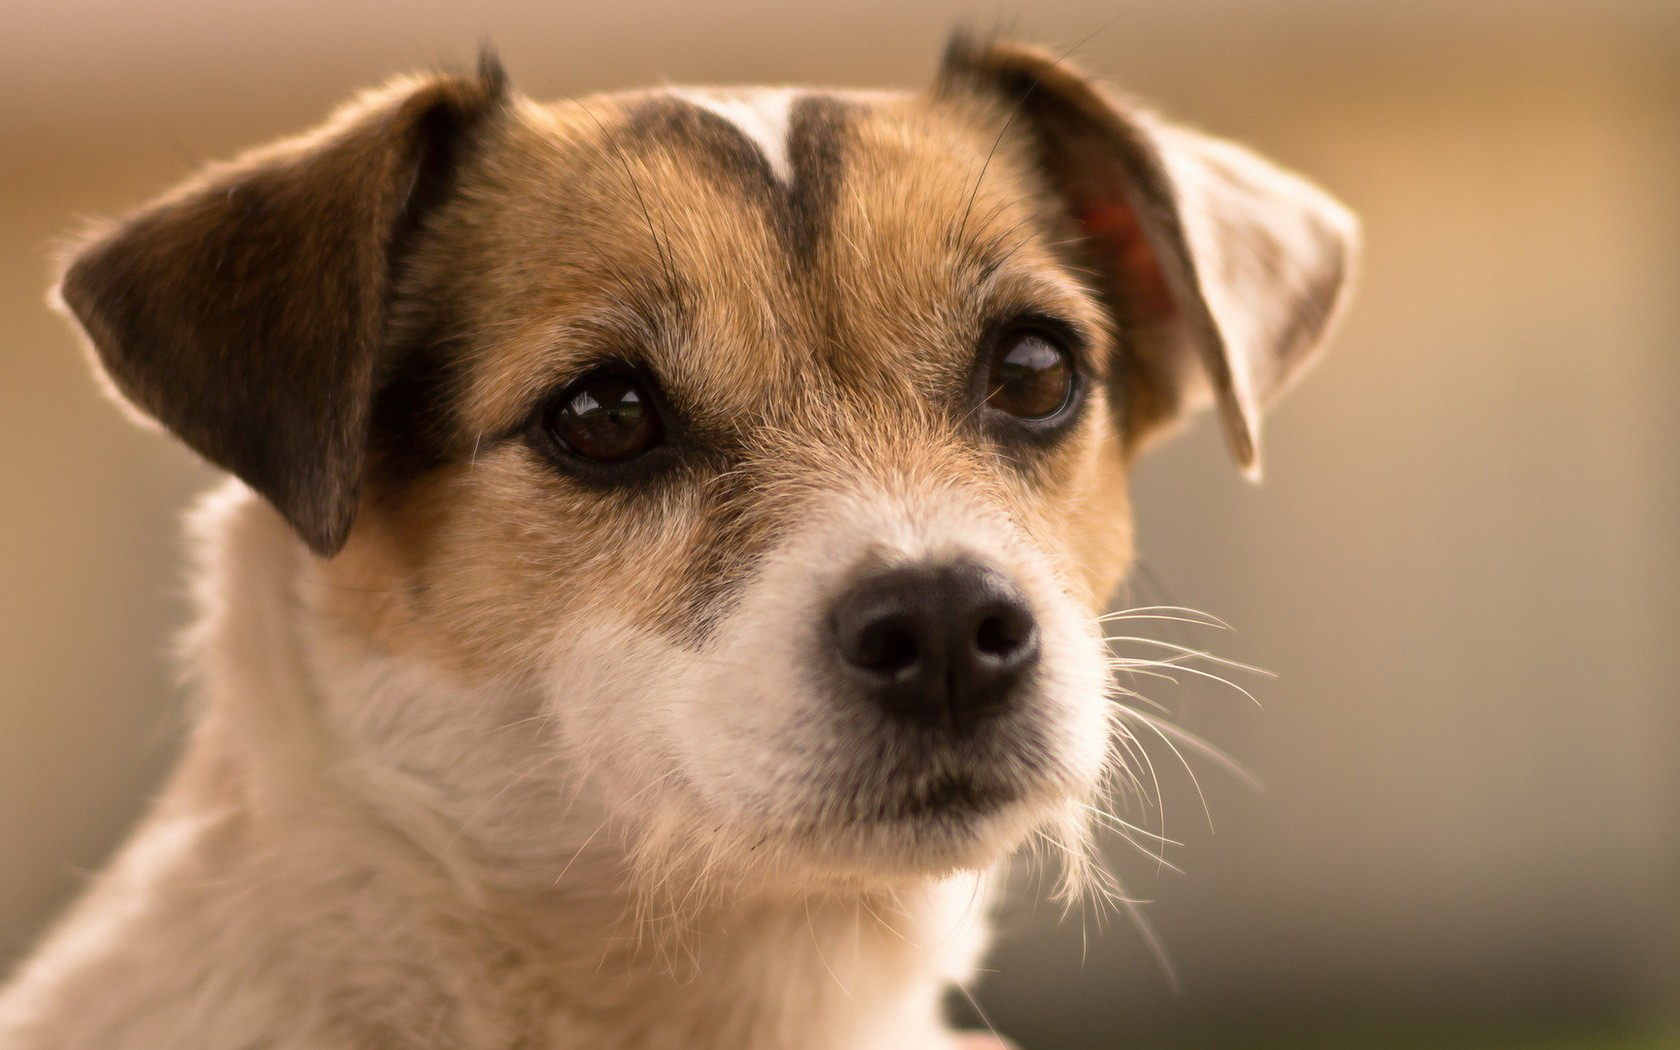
664,87,811,186
447,85,1093,436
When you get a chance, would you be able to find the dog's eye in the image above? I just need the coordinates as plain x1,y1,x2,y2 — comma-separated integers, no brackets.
543,374,664,463
984,329,1076,421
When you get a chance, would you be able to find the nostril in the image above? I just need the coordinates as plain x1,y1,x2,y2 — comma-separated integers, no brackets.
851,615,920,677
973,603,1036,666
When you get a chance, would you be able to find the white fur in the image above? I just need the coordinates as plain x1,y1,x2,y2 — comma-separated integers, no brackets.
1145,118,1361,478
675,88,804,184
0,479,1108,1049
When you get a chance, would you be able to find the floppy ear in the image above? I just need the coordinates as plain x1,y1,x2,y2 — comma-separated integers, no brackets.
940,36,1358,477
56,57,508,555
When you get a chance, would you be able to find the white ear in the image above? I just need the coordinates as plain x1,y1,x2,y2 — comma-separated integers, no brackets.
1147,120,1361,476
940,36,1359,476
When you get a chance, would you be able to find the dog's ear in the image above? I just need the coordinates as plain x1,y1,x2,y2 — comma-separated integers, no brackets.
56,57,508,555
939,36,1358,477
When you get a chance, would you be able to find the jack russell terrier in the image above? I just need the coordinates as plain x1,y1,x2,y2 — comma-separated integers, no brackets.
0,33,1356,1050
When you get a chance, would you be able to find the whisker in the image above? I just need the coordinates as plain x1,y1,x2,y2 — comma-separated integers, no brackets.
1098,604,1234,630
1098,611,1232,630
1121,706,1263,794
1103,635,1274,678
1112,655,1264,708
1079,803,1181,848
804,896,853,998
554,772,677,888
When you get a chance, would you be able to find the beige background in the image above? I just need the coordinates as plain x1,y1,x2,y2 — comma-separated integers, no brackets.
3,2,1677,1047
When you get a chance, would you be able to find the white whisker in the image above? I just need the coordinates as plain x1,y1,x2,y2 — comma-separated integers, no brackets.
1103,635,1275,679
1098,604,1233,630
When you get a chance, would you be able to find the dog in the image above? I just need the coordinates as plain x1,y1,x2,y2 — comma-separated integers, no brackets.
0,34,1356,1050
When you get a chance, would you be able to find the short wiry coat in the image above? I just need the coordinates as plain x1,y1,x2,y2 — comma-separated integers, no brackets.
0,36,1356,1050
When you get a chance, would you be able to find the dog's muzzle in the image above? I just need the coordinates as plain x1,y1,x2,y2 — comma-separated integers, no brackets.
828,560,1040,734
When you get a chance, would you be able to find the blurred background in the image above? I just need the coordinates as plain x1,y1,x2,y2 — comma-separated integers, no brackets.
3,1,1677,1047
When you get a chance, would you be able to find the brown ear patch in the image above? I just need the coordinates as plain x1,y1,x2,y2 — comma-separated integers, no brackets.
58,55,508,555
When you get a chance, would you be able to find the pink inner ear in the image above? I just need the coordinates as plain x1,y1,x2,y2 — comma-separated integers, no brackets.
1077,202,1177,320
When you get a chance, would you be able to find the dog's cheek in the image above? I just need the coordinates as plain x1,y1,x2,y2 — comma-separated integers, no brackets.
326,454,709,678
1066,460,1136,609
1021,420,1137,613
314,492,712,875
648,500,878,842
661,583,835,831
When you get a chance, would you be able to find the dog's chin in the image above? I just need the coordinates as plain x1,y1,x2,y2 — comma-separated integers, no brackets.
768,773,1079,884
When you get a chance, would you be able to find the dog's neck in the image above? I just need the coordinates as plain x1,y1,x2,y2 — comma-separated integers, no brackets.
0,486,990,1050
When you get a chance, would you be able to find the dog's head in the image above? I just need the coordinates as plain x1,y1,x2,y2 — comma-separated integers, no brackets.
57,38,1355,893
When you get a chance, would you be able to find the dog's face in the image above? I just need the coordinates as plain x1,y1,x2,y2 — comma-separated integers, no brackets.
58,40,1355,893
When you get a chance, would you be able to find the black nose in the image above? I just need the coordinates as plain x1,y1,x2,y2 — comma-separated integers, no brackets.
829,562,1040,731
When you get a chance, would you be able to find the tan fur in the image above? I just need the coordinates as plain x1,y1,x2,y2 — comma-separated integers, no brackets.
1,37,1356,1050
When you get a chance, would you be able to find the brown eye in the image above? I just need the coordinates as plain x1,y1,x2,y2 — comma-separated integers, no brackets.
544,373,663,463
985,330,1075,420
